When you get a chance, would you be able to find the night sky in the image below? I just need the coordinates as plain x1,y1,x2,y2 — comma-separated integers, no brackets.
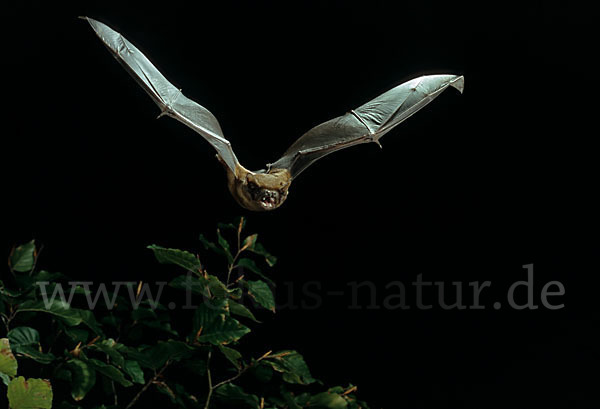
3,1,598,408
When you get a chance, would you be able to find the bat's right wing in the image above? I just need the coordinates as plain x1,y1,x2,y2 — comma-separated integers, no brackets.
81,17,241,174
269,74,464,179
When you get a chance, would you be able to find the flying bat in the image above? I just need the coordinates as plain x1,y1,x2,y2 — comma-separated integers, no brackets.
81,17,464,211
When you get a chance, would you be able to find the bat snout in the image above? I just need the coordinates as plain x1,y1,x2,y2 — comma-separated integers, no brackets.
257,189,280,209
246,182,282,210
227,177,288,212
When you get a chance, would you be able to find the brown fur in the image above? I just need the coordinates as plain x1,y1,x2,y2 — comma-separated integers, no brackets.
219,156,291,211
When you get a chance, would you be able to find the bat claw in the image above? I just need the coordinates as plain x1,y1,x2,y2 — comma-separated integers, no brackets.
368,136,382,149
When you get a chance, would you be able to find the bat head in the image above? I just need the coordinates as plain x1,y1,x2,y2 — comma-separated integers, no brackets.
244,181,287,211
221,160,291,211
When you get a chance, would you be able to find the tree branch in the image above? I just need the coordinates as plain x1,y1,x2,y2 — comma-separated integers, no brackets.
209,350,272,396
125,360,171,409
203,350,213,409
226,220,244,286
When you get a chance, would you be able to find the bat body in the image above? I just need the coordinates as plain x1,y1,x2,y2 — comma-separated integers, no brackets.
82,17,464,211
222,162,292,212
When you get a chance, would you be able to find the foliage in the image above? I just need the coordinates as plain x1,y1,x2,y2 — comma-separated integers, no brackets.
1,218,370,408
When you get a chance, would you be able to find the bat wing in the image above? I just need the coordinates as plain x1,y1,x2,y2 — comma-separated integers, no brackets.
269,74,464,179
81,17,241,174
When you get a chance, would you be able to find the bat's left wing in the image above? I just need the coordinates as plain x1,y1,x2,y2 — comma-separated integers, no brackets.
81,17,241,174
269,74,464,179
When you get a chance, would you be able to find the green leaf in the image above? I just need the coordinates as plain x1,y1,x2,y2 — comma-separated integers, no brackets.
218,217,246,232
236,258,275,286
14,275,37,292
129,306,178,336
52,365,72,383
32,270,66,282
241,233,258,250
235,258,259,273
131,306,157,321
1,284,23,298
199,234,226,257
218,345,242,370
17,300,78,326
307,391,348,408
75,310,103,335
123,360,145,384
216,229,234,264
290,391,313,407
14,346,56,365
0,285,6,313
1,372,10,386
205,274,237,299
17,300,102,335
7,327,55,364
169,274,210,298
139,318,178,337
88,358,132,387
228,301,260,323
10,240,36,273
244,280,276,312
0,338,18,377
63,328,89,345
264,350,316,385
279,387,304,409
154,340,196,363
214,383,260,408
250,363,273,383
33,283,90,308
249,242,277,266
68,359,96,401
147,245,202,273
217,222,236,230
8,327,40,348
90,339,125,367
7,376,53,409
192,301,250,345
126,340,194,370
100,315,120,329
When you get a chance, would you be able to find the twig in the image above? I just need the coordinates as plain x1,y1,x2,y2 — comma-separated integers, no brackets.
226,250,242,286
1,305,17,333
237,217,243,255
204,349,272,408
203,350,213,409
125,360,171,409
28,243,44,276
111,379,118,406
226,222,244,286
1,313,10,334
106,353,118,406
213,349,272,389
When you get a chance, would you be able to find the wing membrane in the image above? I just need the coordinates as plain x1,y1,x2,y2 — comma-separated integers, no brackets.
271,75,464,178
82,17,239,173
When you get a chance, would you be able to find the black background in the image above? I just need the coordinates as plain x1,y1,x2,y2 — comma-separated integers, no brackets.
3,1,599,408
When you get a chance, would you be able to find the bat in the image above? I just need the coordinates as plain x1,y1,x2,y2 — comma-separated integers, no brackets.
81,17,464,211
